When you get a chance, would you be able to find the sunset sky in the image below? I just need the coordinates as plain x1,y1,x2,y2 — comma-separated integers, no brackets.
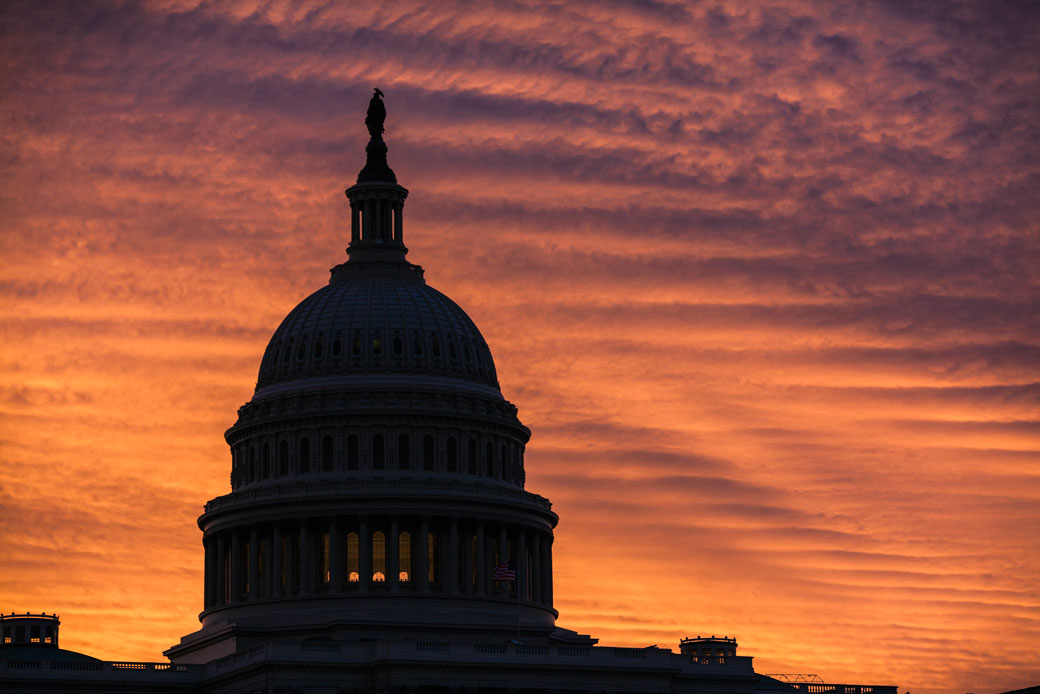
1,1,1038,692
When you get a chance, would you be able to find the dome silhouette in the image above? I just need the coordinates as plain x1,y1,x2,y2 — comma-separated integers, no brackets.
255,268,500,396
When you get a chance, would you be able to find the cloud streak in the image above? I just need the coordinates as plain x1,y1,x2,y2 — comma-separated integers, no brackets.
1,1,1038,693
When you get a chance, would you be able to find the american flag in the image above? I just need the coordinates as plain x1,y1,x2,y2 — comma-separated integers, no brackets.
492,560,517,581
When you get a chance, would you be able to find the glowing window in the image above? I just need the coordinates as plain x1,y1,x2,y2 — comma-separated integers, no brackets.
347,532,359,582
399,531,412,582
372,531,386,580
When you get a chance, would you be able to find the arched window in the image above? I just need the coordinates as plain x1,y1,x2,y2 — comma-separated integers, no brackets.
371,334,382,355
299,438,310,474
412,332,423,355
447,437,457,472
347,434,359,470
262,443,270,479
279,440,289,475
468,439,477,474
393,333,403,356
322,435,334,472
347,532,359,583
431,333,441,358
332,334,342,357
372,434,384,470
372,531,386,582
428,531,439,584
398,434,410,470
486,441,494,477
248,447,256,483
423,435,435,471
399,531,412,583
500,444,507,479
351,332,362,356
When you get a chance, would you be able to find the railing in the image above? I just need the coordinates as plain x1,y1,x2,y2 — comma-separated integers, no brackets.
415,642,449,652
2,660,200,675
204,477,554,513
613,647,648,659
757,681,897,694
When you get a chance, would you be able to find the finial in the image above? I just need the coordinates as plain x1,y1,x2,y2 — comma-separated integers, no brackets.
365,88,386,139
357,88,396,184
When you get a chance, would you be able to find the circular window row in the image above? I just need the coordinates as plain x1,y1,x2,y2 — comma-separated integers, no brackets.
260,329,496,385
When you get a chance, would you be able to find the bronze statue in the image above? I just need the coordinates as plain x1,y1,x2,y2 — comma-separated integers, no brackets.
366,88,386,138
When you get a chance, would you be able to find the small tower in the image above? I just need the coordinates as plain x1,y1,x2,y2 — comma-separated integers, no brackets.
680,634,738,664
0,612,60,648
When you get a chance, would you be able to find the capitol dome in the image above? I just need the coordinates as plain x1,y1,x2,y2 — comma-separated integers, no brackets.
167,92,558,662
254,265,500,396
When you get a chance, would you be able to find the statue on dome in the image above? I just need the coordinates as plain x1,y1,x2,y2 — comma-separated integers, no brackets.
365,88,386,138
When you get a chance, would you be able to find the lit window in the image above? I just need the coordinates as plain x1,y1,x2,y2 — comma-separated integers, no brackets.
399,531,412,582
372,531,386,580
347,532,359,582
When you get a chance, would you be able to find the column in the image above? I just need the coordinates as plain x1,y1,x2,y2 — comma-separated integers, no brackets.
498,525,508,597
203,536,214,609
475,522,486,596
350,203,359,244
418,517,430,592
463,526,474,595
389,517,400,592
230,533,243,602
392,201,401,242
215,534,227,605
359,517,370,593
271,524,283,598
517,528,527,603
330,517,342,593
248,526,259,601
300,521,312,595
448,519,459,594
531,533,542,604
544,533,553,607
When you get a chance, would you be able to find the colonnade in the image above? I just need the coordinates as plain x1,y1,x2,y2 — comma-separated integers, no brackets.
350,195,403,244
203,516,553,612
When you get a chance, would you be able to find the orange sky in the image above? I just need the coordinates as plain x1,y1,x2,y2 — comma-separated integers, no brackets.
1,2,1038,692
